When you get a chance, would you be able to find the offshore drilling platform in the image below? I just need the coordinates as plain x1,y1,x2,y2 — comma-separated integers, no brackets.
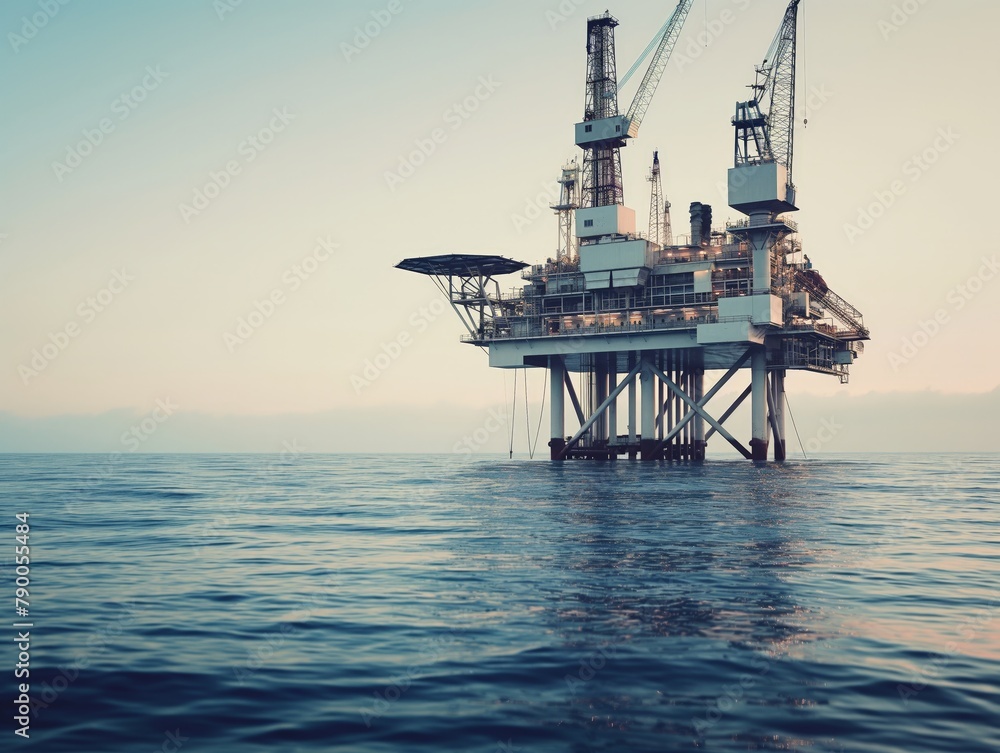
398,0,868,462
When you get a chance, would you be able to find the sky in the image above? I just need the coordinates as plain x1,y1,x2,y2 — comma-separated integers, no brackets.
1,0,998,453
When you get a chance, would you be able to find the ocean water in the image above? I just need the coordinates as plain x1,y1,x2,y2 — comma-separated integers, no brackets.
2,453,998,753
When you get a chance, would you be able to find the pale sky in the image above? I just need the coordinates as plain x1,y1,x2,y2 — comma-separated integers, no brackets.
2,0,998,452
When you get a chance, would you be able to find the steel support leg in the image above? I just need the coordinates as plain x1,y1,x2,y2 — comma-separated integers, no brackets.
693,369,706,460
773,370,786,461
594,357,607,446
648,362,752,460
627,353,637,459
608,357,618,455
640,354,656,461
558,361,642,460
549,356,566,461
751,348,769,462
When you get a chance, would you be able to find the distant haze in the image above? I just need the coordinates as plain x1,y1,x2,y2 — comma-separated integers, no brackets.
1,1,997,450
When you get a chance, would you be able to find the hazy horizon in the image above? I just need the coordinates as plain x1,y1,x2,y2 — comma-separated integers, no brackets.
3,0,997,450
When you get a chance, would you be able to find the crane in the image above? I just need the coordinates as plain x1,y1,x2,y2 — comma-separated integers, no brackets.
576,1,694,210
733,0,800,189
624,1,694,137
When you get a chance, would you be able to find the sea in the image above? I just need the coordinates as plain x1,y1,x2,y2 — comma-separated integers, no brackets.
1,453,997,752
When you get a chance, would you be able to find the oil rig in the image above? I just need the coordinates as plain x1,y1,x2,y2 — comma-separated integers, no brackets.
398,0,868,462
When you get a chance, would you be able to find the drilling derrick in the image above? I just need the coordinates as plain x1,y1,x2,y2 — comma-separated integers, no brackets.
397,0,868,465
580,12,624,209
647,151,673,248
648,151,663,246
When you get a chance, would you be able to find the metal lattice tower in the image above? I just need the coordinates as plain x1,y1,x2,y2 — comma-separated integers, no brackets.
552,160,581,265
582,12,624,208
648,151,663,245
663,194,673,247
647,151,674,247
764,0,799,183
733,0,799,184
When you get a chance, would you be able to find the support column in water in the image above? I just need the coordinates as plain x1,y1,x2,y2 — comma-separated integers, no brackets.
773,369,787,461
640,354,656,461
693,369,706,461
751,348,769,461
549,356,566,460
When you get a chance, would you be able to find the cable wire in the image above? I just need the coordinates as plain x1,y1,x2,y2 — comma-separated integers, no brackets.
528,369,549,460
785,392,807,459
523,369,531,460
509,369,517,459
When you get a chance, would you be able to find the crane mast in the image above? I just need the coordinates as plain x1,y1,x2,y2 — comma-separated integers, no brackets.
732,0,800,190
728,0,801,311
575,1,694,241
763,0,799,185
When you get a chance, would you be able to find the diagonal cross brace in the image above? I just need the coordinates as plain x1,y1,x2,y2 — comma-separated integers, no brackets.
560,361,587,427
706,384,752,441
652,349,753,455
766,374,781,447
557,360,643,460
648,362,752,460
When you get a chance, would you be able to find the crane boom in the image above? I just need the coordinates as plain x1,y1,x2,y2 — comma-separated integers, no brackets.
734,0,800,183
625,0,694,134
759,0,799,182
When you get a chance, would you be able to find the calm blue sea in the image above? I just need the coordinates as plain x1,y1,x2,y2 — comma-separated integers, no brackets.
1,453,998,752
